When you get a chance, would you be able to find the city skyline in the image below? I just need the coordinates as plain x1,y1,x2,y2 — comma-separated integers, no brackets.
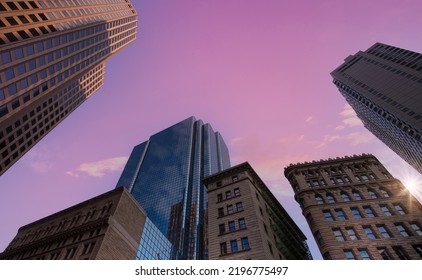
1,0,421,259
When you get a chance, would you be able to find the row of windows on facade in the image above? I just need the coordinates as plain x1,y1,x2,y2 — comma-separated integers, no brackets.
219,237,250,255
328,222,422,242
318,203,410,223
217,187,240,202
299,163,377,177
0,0,131,12
218,202,244,217
215,175,239,188
341,245,422,260
314,187,392,205
367,43,422,70
305,172,378,188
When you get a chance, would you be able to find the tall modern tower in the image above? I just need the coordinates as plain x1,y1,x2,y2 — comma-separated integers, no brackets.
331,43,422,174
0,0,137,175
116,116,231,260
285,154,422,260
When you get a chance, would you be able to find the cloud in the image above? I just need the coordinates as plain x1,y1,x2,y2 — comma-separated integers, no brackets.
340,104,363,127
315,134,341,149
67,156,128,178
345,132,374,146
305,116,314,123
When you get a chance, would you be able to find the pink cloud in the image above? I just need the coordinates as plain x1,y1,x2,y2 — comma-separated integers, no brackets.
66,157,128,178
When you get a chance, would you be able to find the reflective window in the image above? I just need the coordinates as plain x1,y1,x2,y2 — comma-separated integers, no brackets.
378,248,393,260
346,227,359,240
241,237,249,250
377,225,391,238
230,240,238,253
323,210,334,221
363,206,375,217
335,209,347,221
359,249,371,260
238,218,246,229
344,250,355,260
363,226,376,239
333,228,345,241
341,192,351,202
351,207,362,219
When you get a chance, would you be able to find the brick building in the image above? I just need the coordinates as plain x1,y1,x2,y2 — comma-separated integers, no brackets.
204,162,312,260
284,154,422,260
0,187,146,260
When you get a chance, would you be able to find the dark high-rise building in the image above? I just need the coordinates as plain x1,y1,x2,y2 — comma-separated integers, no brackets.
204,162,312,260
116,116,231,259
285,154,422,260
331,43,422,174
0,0,138,175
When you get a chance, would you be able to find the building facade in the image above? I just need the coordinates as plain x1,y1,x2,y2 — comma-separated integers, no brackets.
0,187,147,260
0,0,137,175
331,43,422,174
204,162,312,260
116,116,231,260
284,154,422,260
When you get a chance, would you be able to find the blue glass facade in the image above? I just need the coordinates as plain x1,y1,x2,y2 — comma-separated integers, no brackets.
116,116,231,259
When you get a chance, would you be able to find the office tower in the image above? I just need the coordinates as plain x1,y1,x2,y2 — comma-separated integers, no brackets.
204,162,312,260
0,187,147,260
116,116,231,260
0,1,138,175
284,154,422,260
331,43,422,174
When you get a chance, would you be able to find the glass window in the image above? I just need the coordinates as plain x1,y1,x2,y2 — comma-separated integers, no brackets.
28,59,36,70
393,246,409,260
346,227,359,240
5,68,14,80
378,248,393,260
363,226,376,239
17,63,26,75
411,223,422,235
234,188,240,196
368,190,378,199
220,242,227,255
341,192,350,202
8,84,17,95
359,249,371,260
232,175,238,182
241,237,250,250
218,208,224,217
1,51,12,63
353,191,362,200
377,225,391,238
227,205,233,215
217,193,222,202
395,224,410,237
15,48,24,59
315,195,324,205
326,194,335,203
414,245,422,258
335,209,347,221
380,189,390,197
344,250,355,260
314,231,324,246
230,240,238,253
333,228,345,241
238,218,246,229
228,221,235,232
225,191,231,199
236,202,243,212
351,207,362,219
27,45,35,55
394,204,406,215
363,206,375,217
380,205,392,216
219,224,225,235
323,210,334,221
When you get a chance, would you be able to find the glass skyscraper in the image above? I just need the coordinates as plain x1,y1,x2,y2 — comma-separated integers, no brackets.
0,0,137,175
331,43,422,174
116,116,231,260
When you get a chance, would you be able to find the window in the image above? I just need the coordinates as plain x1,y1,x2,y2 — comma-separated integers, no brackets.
238,218,246,229
220,242,227,255
217,193,223,202
380,205,392,216
341,192,351,202
219,223,225,234
263,223,268,234
50,252,60,260
358,249,371,260
411,223,422,235
232,175,238,182
259,207,263,216
236,202,243,212
227,205,233,215
378,248,393,260
363,206,375,217
352,191,362,200
333,228,345,241
314,231,324,246
241,237,250,250
346,227,359,240
413,245,422,258
234,188,240,196
218,207,224,217
344,250,356,260
323,210,334,221
335,209,347,221
82,242,95,255
393,246,409,260
380,188,390,197
225,191,232,199
393,204,406,215
363,226,377,239
230,240,238,253
351,207,362,219
64,247,76,260
368,190,378,199
229,221,236,232
268,241,274,255
377,225,391,238
216,181,222,187
315,195,324,205
361,174,370,181
395,224,410,237
326,194,335,204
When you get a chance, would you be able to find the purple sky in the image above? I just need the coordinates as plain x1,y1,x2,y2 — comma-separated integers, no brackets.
1,0,422,259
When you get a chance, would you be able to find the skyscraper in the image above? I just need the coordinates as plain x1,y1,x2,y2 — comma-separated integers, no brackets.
204,162,312,260
331,43,422,174
116,116,231,260
0,0,137,175
284,154,422,260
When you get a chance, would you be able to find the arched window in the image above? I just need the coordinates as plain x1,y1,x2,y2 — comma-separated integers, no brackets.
352,191,362,200
315,195,324,205
380,188,390,198
326,193,335,204
368,189,378,199
341,192,351,202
